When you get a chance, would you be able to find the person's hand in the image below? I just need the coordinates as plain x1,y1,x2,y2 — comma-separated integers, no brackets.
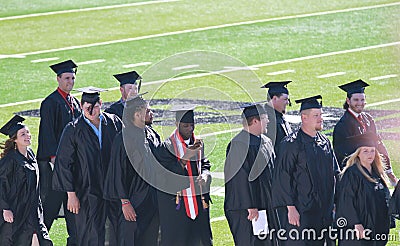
50,156,56,164
122,203,137,222
287,206,300,227
67,192,80,214
355,224,365,239
247,208,259,221
197,173,208,186
3,210,13,223
387,172,398,187
181,139,203,162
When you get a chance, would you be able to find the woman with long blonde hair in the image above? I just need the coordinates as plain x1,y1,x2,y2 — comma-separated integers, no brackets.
336,133,390,246
0,115,52,245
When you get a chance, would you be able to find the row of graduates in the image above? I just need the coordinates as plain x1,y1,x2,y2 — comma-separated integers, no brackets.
0,59,213,245
224,80,399,246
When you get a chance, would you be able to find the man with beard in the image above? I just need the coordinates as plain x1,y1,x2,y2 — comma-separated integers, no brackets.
52,87,123,245
333,79,397,185
224,103,278,246
155,105,213,246
145,105,161,151
105,70,141,118
104,94,159,245
272,95,339,246
261,81,293,154
37,60,81,245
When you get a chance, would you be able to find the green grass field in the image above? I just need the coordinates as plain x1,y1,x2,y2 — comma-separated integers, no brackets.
1,0,400,245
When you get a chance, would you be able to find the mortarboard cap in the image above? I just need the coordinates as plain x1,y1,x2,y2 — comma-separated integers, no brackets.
295,95,322,111
75,86,106,104
338,79,369,98
240,102,267,118
346,132,378,150
113,71,142,86
50,60,78,76
171,104,196,123
125,92,148,110
0,115,26,138
261,81,291,97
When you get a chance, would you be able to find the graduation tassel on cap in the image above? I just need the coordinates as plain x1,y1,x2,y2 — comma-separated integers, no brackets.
176,191,181,210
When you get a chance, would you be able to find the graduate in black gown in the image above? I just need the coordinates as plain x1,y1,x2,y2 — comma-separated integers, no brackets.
105,70,141,118
104,94,159,245
272,95,339,246
0,115,52,245
37,60,80,245
224,103,279,246
145,105,161,151
333,79,397,185
336,133,390,245
262,81,293,154
154,105,212,246
52,87,123,245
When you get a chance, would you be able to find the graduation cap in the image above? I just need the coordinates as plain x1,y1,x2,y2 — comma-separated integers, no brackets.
125,92,148,110
171,104,196,123
240,102,267,118
50,60,78,76
0,115,26,138
113,71,142,86
295,95,322,111
261,81,291,97
75,86,107,115
338,79,369,98
346,132,378,150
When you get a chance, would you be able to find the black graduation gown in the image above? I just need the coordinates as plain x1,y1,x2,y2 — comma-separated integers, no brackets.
336,165,390,246
272,129,339,244
0,149,52,245
37,90,81,161
154,136,212,246
265,105,293,154
333,110,390,168
104,125,159,245
52,113,122,245
389,180,400,219
224,130,279,246
105,99,124,119
145,124,161,152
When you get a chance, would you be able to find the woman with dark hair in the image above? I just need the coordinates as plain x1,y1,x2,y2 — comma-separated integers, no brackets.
0,115,52,245
336,132,390,246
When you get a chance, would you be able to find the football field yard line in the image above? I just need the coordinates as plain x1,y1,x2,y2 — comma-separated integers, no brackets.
1,41,400,108
2,1,400,59
0,0,180,21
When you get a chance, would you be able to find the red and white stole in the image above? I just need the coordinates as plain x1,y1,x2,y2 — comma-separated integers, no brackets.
170,129,201,220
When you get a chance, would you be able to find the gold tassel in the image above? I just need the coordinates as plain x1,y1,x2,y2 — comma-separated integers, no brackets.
176,192,181,205
201,196,209,209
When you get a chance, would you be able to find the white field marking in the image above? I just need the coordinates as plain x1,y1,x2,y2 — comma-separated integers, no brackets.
172,64,200,71
252,41,400,68
0,0,180,21
267,69,295,75
316,72,346,78
2,41,400,108
210,216,226,223
369,74,398,81
76,59,105,65
365,98,400,108
0,54,25,59
224,66,259,71
31,57,59,63
3,2,400,59
122,62,152,68
197,128,242,138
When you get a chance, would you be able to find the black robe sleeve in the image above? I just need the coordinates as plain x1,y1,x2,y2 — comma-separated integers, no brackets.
272,140,297,208
52,123,77,192
38,97,59,159
336,170,362,226
0,156,13,210
104,133,128,200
